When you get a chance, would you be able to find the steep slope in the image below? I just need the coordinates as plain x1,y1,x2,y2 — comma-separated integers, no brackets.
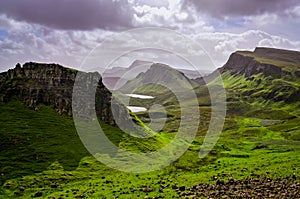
219,47,300,78
196,47,300,107
0,100,91,184
0,63,169,185
0,62,119,125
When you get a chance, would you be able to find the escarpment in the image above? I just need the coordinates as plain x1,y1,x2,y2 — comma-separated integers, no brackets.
0,62,129,125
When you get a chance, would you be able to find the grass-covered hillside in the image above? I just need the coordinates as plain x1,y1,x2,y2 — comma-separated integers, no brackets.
1,99,299,198
1,47,300,198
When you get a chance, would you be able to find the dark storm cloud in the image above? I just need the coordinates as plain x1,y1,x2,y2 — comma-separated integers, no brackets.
0,0,134,30
183,0,299,18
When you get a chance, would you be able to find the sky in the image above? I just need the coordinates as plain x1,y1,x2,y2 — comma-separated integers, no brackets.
0,0,300,72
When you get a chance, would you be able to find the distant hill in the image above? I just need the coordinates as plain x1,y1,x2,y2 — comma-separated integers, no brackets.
177,68,211,79
119,63,199,95
102,60,210,90
103,60,153,90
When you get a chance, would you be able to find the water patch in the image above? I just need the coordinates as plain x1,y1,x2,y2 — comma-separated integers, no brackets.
127,106,147,113
126,94,154,99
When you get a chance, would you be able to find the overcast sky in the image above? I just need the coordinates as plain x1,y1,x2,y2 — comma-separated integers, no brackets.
0,0,300,72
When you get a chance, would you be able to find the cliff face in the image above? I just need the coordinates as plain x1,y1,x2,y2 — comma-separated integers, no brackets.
194,47,300,104
0,62,120,125
220,52,283,78
219,47,300,79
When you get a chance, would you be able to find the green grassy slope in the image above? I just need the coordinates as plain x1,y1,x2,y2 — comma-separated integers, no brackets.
0,101,90,184
0,101,168,183
1,97,300,198
1,51,300,197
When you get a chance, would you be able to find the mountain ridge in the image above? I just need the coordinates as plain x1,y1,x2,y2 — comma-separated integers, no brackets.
119,63,199,94
195,47,300,84
103,60,154,90
219,47,300,78
0,62,128,125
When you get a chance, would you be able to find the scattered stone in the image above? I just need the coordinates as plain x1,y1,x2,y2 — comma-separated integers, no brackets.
19,186,25,192
90,190,95,194
159,187,163,193
14,191,24,196
33,191,43,197
105,180,113,184
75,193,85,198
177,175,300,198
51,182,60,188
171,184,178,189
179,186,185,191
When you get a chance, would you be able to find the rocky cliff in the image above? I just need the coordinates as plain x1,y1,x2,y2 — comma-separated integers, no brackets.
0,62,125,125
219,52,283,78
196,47,300,83
194,47,300,104
218,47,300,78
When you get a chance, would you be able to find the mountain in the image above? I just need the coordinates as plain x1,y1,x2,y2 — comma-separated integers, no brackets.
119,63,199,94
219,47,300,78
0,62,128,125
104,60,153,77
0,62,163,185
177,68,211,79
1,49,300,198
195,47,300,105
103,60,153,90
102,60,210,90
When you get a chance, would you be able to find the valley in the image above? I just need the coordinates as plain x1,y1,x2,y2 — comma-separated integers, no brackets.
0,47,300,198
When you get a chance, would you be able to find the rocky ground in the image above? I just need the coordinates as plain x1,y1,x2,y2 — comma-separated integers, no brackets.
173,175,299,199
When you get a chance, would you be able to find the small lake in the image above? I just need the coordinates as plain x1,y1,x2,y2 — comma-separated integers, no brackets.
127,106,147,113
126,94,154,113
125,94,154,99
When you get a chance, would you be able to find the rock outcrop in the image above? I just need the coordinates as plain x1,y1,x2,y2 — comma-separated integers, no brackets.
218,47,300,79
194,47,300,103
0,62,127,125
220,51,283,78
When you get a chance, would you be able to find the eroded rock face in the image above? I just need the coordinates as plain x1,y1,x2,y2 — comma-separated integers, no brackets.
220,52,283,78
0,62,126,125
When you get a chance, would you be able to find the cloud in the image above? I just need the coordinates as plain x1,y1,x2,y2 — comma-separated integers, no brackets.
132,0,185,28
1,14,300,74
241,11,300,41
286,6,300,17
0,15,116,71
0,0,134,30
193,30,300,67
183,0,299,18
1,4,300,74
132,0,215,34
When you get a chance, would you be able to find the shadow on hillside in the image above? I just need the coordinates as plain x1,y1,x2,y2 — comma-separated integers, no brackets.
0,101,123,186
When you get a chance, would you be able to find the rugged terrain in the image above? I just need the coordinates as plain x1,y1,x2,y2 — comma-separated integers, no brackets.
0,62,116,124
0,47,300,198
